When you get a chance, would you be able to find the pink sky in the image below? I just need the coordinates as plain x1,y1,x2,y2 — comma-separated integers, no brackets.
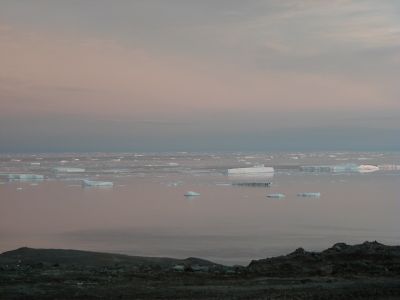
1,1,399,151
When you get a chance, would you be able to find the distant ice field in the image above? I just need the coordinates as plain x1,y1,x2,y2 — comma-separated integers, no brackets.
0,152,399,265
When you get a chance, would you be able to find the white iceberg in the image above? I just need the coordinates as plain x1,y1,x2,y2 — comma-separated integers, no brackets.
82,179,113,187
184,191,200,197
301,164,379,174
267,193,285,198
227,165,274,175
357,165,379,173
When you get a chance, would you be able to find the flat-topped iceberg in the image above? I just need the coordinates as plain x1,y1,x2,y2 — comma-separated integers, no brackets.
227,165,274,175
82,179,113,187
301,164,379,173
267,193,285,198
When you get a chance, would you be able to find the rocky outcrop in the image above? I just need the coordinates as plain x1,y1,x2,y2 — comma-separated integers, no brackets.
248,241,400,276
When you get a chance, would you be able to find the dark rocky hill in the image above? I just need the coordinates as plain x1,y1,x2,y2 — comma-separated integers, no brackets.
0,247,218,269
1,242,400,299
248,241,400,276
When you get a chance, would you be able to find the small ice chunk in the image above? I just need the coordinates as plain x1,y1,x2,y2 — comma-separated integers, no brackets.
267,193,285,198
297,192,321,198
184,191,200,197
30,162,41,166
82,179,113,187
165,181,182,187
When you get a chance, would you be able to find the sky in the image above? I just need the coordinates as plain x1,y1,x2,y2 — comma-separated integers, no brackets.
1,0,400,152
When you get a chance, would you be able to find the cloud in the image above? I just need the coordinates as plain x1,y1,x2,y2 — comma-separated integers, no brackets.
0,21,395,120
0,1,399,151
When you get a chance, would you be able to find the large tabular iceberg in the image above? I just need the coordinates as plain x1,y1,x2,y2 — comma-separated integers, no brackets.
227,165,274,175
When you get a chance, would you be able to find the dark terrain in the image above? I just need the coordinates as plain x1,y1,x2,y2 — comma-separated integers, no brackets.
1,241,400,299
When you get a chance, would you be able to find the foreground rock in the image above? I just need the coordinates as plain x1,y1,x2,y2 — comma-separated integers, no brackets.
0,242,400,299
248,241,400,277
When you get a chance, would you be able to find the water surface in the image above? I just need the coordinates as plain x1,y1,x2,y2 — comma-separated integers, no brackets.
0,152,399,265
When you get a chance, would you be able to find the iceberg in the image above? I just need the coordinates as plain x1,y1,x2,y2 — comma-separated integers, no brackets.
267,193,285,198
227,165,274,175
82,179,113,187
357,165,379,173
54,167,86,173
297,192,321,198
301,164,379,174
184,191,200,197
7,174,44,181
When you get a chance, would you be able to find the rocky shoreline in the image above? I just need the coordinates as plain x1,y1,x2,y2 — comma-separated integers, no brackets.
1,241,400,299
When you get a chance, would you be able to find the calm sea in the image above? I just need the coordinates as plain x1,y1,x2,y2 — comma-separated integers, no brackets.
0,152,399,265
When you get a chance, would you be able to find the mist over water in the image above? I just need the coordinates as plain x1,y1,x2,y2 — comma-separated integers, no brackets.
0,151,399,265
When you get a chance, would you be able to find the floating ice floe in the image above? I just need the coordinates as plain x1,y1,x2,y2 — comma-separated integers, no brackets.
267,193,285,198
7,174,44,181
297,192,321,198
301,164,379,173
30,162,41,166
357,165,379,173
184,191,200,197
232,182,271,187
54,167,86,173
82,179,113,187
227,165,274,175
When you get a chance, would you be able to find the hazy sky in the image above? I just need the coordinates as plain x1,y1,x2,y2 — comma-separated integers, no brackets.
1,0,400,152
